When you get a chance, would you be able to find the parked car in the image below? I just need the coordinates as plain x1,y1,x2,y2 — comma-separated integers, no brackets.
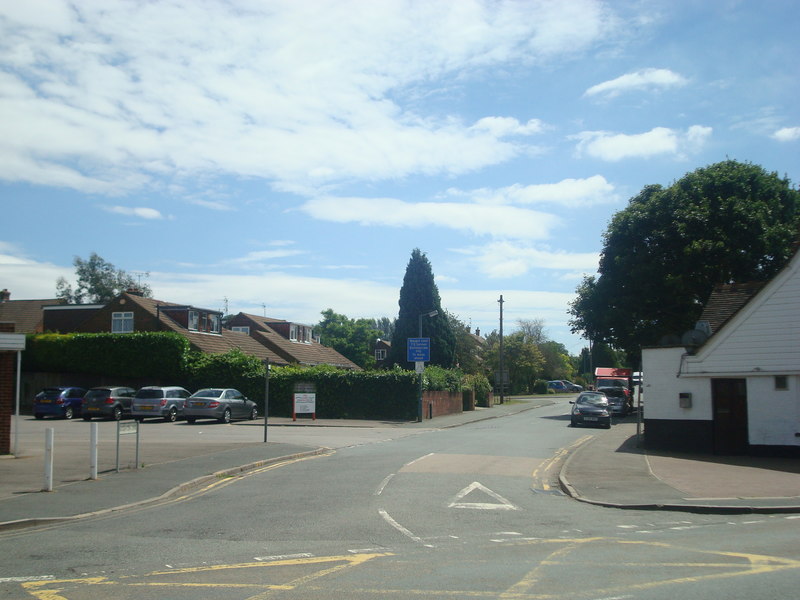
132,386,191,422
561,380,583,392
570,391,611,428
597,384,631,416
546,380,569,393
183,388,258,424
33,387,87,420
82,386,136,421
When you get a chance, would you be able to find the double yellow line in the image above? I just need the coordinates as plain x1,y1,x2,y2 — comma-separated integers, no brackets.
531,436,592,492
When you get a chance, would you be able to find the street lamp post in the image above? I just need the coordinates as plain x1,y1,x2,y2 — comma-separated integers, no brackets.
417,309,438,421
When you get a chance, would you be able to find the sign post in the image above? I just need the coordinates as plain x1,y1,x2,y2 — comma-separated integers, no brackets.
116,420,140,472
408,338,431,422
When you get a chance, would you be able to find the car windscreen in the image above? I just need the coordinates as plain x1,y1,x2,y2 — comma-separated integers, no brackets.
85,389,111,399
577,395,607,406
135,389,165,399
191,389,224,398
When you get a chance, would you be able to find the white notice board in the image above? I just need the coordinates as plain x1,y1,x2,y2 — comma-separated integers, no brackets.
294,393,316,415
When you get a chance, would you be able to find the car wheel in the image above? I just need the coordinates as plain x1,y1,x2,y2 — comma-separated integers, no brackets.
186,417,196,424
219,408,231,424
112,406,122,421
34,413,44,420
165,407,177,423
64,406,74,420
249,407,258,420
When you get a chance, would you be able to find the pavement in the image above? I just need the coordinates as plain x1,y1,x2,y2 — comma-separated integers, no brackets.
2,397,800,531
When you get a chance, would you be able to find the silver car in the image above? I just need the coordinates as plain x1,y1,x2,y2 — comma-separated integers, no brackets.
132,386,191,422
183,388,258,424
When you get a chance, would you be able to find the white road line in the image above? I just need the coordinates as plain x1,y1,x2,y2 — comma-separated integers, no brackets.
0,575,54,583
379,509,434,548
403,453,433,468
254,553,314,562
375,473,395,496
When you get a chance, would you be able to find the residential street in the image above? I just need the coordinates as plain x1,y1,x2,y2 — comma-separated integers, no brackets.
2,398,800,599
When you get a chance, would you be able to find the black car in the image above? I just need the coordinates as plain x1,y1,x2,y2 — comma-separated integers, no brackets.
82,386,136,421
570,391,611,428
33,387,86,420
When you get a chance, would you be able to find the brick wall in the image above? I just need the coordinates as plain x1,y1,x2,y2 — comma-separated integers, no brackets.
0,322,15,454
422,391,463,420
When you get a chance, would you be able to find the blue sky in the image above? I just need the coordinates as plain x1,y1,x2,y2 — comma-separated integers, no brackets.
1,0,798,355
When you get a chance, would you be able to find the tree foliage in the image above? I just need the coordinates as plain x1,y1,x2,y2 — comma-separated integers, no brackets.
388,248,456,368
316,308,384,369
56,252,152,304
483,330,544,394
447,311,485,374
569,160,800,358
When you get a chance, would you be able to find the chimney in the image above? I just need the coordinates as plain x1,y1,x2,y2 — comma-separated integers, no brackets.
0,289,9,302
475,327,480,337
126,287,144,297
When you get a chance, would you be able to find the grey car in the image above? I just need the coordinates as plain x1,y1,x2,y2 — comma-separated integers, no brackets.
82,386,136,421
183,388,258,424
132,386,191,422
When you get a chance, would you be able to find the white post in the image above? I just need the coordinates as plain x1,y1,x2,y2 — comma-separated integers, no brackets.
43,428,54,492
89,422,98,480
13,351,21,457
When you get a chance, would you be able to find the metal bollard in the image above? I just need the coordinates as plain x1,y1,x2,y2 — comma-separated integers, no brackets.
90,422,98,480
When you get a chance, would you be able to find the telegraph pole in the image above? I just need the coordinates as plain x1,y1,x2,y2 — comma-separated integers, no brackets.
498,295,505,405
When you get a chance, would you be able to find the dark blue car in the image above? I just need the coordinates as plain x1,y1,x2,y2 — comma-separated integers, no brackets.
33,387,87,420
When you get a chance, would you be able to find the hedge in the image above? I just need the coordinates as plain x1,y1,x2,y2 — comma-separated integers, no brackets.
22,333,490,421
23,332,190,379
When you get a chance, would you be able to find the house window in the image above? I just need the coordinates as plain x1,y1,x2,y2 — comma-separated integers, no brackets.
188,310,199,331
232,326,250,334
304,327,312,343
209,314,221,333
290,324,298,341
375,349,387,361
112,311,133,333
775,375,788,390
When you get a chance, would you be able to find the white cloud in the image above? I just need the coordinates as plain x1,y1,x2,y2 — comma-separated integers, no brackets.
101,206,165,220
447,175,618,207
299,196,559,240
458,241,599,279
0,1,618,196
572,125,712,161
772,127,800,142
584,68,687,98
471,117,546,137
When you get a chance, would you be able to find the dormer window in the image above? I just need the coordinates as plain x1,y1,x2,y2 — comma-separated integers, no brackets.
290,324,298,341
188,310,199,331
209,314,221,333
112,311,133,333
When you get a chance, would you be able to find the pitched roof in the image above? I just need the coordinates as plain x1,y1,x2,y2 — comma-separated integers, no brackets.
123,295,288,364
233,312,361,369
0,298,65,333
698,281,768,336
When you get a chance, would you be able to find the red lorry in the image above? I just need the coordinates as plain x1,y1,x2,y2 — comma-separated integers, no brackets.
594,367,633,416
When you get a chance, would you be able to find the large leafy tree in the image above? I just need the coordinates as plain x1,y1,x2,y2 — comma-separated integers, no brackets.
569,160,799,358
56,252,152,304
483,330,544,394
388,248,456,368
316,309,383,369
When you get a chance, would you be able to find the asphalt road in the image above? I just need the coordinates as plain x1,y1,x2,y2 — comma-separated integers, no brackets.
2,398,799,599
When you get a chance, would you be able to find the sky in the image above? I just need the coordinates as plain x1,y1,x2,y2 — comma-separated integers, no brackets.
1,0,798,355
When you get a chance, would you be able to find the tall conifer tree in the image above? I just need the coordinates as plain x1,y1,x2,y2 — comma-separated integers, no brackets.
388,248,456,368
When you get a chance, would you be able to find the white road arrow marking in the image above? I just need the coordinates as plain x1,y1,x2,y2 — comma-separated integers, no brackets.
448,481,519,511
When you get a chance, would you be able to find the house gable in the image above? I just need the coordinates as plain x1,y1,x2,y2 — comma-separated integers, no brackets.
683,250,800,376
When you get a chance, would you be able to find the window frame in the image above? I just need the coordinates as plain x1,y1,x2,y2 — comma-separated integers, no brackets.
111,311,134,333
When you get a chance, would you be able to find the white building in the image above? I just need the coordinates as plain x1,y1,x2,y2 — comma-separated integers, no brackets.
642,248,800,455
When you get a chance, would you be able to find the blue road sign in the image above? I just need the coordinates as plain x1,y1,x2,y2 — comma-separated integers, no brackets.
407,337,431,362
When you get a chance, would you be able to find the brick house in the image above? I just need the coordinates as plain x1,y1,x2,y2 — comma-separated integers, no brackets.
227,312,360,370
51,291,288,365
0,289,65,333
